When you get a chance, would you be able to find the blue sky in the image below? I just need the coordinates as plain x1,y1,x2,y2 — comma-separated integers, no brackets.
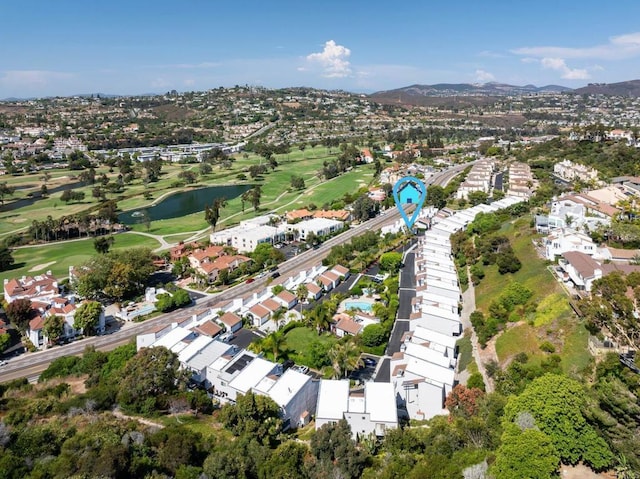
2,0,640,98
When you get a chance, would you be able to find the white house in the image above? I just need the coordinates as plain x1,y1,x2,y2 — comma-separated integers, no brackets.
254,368,319,430
210,216,287,253
544,228,600,261
315,380,398,438
291,218,343,241
4,272,59,304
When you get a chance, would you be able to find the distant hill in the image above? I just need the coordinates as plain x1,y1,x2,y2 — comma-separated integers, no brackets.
369,82,572,107
573,80,640,97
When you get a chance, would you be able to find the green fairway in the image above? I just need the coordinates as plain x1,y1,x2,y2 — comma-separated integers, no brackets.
1,232,160,284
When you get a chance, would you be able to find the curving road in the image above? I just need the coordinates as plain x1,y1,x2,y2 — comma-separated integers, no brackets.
0,163,469,384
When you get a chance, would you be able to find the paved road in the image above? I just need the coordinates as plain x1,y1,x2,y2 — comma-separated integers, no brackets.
0,164,471,383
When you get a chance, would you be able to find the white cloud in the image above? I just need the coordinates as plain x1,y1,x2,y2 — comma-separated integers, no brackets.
512,31,640,60
540,57,590,80
306,40,352,78
477,50,504,58
0,70,73,87
151,77,172,89
475,69,495,82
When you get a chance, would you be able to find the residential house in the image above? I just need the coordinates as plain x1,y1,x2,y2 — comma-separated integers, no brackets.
248,303,272,327
274,290,298,310
306,282,323,301
218,312,243,333
291,218,343,241
254,368,319,430
4,272,59,304
315,380,398,438
544,228,601,261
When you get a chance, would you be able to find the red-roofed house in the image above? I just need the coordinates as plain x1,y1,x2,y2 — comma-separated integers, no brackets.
331,265,350,280
219,312,243,333
193,320,222,338
335,316,364,338
274,290,298,309
306,282,323,301
188,245,226,269
4,272,59,304
28,316,46,347
248,304,271,327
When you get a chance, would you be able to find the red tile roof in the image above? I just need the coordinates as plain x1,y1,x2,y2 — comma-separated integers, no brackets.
219,312,242,327
29,315,45,331
194,320,222,337
335,317,363,335
276,290,296,304
249,304,271,318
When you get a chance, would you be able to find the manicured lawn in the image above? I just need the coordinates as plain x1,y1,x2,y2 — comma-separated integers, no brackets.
1,232,160,283
284,326,337,366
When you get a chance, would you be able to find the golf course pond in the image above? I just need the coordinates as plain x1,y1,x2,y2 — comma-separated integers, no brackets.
118,184,254,224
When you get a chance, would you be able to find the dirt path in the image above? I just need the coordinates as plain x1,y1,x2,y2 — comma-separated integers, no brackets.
460,266,497,392
111,409,165,429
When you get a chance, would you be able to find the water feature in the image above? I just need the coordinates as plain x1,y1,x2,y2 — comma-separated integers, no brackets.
344,300,375,312
118,184,253,224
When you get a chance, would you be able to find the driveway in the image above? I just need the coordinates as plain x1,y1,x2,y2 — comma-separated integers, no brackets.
399,252,416,289
386,320,410,355
374,358,390,382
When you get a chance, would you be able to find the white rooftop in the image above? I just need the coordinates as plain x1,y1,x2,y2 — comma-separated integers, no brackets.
404,354,456,387
178,335,213,363
186,340,235,371
403,341,452,369
412,325,459,350
317,379,350,420
229,357,276,393
365,382,398,423
267,369,311,407
152,326,192,350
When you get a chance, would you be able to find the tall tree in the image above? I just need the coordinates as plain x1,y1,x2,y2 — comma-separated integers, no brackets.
328,340,363,378
205,197,227,231
117,346,183,413
43,315,65,343
73,301,103,336
250,185,262,212
6,298,33,331
0,182,15,205
93,236,114,254
0,243,15,271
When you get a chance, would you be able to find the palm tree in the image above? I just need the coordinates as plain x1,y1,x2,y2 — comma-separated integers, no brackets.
296,283,308,303
262,330,286,362
271,307,285,330
328,340,364,379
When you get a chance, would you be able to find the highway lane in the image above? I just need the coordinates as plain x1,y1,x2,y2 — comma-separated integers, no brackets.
0,163,469,383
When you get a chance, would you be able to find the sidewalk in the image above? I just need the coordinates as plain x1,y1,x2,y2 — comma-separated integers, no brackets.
459,266,495,393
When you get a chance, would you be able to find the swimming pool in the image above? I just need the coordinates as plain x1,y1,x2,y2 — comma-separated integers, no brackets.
344,301,374,312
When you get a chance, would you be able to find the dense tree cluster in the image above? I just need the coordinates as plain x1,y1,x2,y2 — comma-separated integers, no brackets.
73,247,156,301
579,271,640,348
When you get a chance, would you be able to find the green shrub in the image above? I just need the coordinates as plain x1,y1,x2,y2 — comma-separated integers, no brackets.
540,341,556,353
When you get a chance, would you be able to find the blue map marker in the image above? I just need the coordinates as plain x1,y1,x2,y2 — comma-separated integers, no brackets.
392,176,427,229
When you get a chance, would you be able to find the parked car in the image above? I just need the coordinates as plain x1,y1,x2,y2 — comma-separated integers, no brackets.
363,357,377,367
220,332,235,343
